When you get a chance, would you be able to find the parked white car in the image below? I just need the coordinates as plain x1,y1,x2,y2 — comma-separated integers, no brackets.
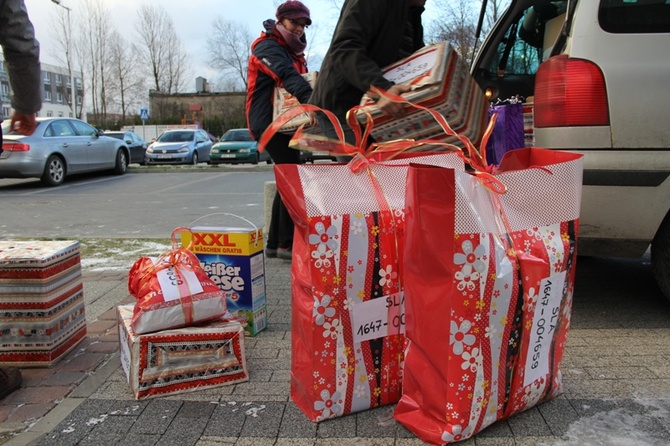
471,0,670,299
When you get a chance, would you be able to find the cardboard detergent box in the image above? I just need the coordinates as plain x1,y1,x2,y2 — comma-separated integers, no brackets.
181,226,267,336
273,71,317,133
0,240,87,367
356,41,489,149
117,304,249,400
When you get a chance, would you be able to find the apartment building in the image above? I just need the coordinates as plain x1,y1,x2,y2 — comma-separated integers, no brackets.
0,58,84,120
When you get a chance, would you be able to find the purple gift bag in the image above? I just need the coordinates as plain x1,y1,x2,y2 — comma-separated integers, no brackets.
485,100,525,166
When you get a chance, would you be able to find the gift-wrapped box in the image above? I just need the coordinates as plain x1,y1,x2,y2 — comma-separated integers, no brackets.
117,304,249,400
0,241,86,367
356,42,488,149
181,226,267,336
272,71,317,133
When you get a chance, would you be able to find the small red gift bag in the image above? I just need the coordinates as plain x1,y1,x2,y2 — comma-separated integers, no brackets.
128,228,228,334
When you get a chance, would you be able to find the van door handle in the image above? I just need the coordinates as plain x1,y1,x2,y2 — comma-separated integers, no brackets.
61,143,69,148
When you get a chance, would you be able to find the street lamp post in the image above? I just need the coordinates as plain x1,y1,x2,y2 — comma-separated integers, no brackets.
51,0,76,118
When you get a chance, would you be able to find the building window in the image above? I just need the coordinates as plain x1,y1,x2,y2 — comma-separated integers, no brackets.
1,83,8,95
58,111,63,117
55,74,62,85
77,95,82,105
45,90,52,102
44,72,50,84
2,107,10,117
57,92,63,103
66,76,71,86
0,61,4,72
75,78,82,89
46,110,53,117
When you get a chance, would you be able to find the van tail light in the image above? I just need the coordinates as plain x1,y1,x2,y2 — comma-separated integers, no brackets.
534,55,610,128
2,142,30,152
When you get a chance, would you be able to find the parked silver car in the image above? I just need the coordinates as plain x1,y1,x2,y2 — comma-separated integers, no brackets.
0,117,129,187
145,129,212,165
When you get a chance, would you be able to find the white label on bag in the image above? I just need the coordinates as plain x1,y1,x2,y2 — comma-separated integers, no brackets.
152,257,204,302
352,292,405,343
524,271,566,387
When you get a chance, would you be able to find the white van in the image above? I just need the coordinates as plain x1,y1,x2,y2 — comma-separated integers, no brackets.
471,0,670,300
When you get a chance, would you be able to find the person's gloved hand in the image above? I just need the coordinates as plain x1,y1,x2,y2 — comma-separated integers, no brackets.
9,112,37,136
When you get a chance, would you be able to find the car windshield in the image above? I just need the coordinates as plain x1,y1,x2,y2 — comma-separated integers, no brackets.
157,131,194,143
222,130,252,142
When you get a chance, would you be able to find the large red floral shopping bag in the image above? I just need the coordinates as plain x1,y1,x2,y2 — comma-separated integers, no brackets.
394,148,583,444
275,153,465,421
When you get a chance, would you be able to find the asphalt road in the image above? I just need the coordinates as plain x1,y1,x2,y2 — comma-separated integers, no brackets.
0,167,275,239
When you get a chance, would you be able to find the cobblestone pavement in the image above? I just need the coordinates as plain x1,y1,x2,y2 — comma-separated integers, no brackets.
1,255,669,446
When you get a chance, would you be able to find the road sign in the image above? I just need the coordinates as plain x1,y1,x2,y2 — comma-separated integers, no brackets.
140,108,149,121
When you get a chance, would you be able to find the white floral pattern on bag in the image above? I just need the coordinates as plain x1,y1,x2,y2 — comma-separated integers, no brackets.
314,389,343,419
313,295,336,326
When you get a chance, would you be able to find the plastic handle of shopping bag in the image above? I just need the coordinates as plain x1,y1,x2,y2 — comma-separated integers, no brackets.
188,212,262,248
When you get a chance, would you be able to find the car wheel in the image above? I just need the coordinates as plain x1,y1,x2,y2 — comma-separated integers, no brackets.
253,153,260,165
114,150,128,175
41,155,65,187
192,152,199,165
651,211,670,303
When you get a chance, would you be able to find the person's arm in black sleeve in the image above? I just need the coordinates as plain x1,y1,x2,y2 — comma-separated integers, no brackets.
0,0,41,116
327,0,395,94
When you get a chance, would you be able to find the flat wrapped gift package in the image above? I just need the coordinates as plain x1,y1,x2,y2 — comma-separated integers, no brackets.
181,226,267,336
117,304,249,400
0,241,86,367
356,41,489,149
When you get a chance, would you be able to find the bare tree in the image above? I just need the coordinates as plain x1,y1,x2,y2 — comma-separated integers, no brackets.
207,17,254,91
135,4,192,94
427,0,478,63
47,6,79,118
79,0,114,127
428,0,511,64
108,31,146,125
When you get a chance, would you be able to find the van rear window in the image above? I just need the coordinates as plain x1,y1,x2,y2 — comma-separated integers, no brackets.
599,0,670,33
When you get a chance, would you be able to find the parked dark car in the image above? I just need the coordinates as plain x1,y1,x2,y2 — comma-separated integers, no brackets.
299,150,337,163
0,117,129,186
209,128,272,165
104,131,147,165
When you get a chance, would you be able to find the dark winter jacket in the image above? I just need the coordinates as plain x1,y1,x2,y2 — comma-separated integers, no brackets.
309,0,424,122
0,0,41,119
246,20,312,141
